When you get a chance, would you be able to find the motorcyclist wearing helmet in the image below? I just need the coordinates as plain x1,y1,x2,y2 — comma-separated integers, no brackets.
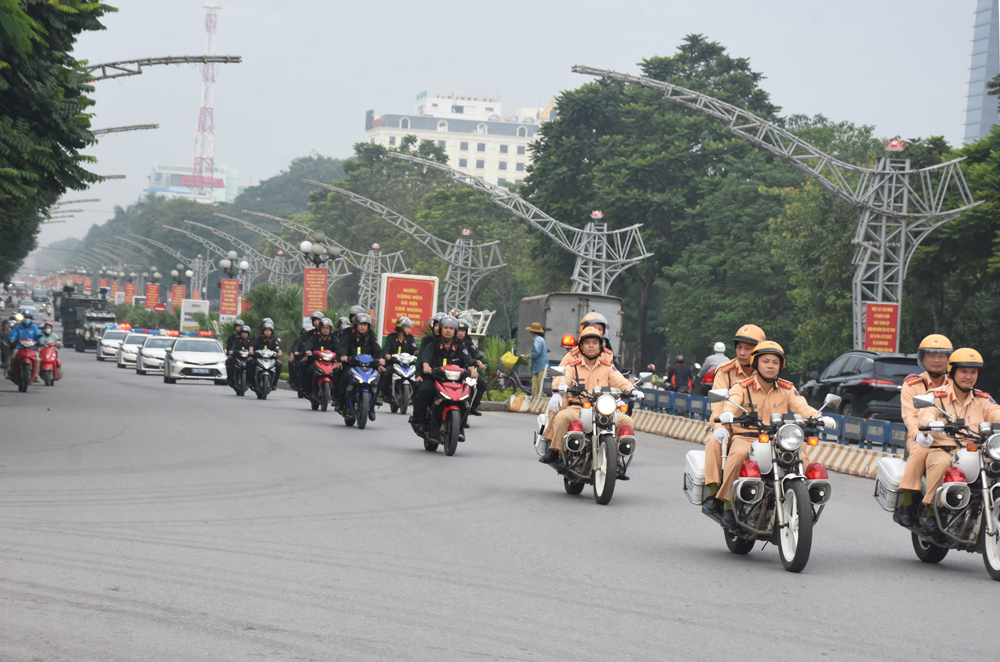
697,342,729,382
335,313,385,410
348,305,365,325
557,312,614,369
895,334,954,526
225,318,246,382
456,317,487,417
911,348,1000,534
289,312,324,389
539,327,637,466
40,321,62,380
410,315,476,434
666,355,693,393
702,324,766,516
251,321,282,384
227,325,254,387
6,312,43,383
381,316,418,403
419,312,446,354
303,317,339,397
335,316,352,341
714,341,833,529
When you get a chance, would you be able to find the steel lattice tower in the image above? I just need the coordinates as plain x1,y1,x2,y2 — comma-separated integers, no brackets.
192,0,221,195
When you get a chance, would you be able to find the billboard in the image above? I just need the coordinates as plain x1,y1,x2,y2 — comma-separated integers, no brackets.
302,268,327,318
377,273,439,339
170,285,186,312
144,283,160,310
863,303,900,353
124,282,136,305
219,279,240,322
179,299,211,332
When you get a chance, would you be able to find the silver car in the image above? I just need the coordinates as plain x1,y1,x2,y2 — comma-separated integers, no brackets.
163,337,227,385
97,328,129,361
135,335,177,375
116,333,149,368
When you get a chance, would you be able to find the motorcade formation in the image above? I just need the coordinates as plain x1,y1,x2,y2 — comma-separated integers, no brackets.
11,307,1000,582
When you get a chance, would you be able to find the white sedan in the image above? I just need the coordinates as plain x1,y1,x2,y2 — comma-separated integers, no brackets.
163,337,227,385
116,333,149,368
97,329,129,361
135,336,177,375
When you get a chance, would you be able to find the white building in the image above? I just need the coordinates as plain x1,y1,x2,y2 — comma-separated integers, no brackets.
145,163,253,204
365,92,556,185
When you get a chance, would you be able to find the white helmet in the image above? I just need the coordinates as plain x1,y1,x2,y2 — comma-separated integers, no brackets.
713,342,726,353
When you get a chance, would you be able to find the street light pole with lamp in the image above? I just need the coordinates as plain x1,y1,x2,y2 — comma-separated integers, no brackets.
298,231,342,319
218,251,249,320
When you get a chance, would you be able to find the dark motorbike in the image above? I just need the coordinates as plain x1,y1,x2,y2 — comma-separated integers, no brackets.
387,351,417,415
341,353,380,429
412,365,474,456
307,349,337,412
251,348,278,400
230,349,249,397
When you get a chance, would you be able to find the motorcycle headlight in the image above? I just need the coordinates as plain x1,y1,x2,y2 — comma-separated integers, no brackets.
367,374,378,384
776,424,804,452
444,369,463,381
394,364,406,375
596,394,617,416
986,434,1000,461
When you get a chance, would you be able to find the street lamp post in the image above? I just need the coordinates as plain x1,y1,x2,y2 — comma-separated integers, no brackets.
298,230,342,267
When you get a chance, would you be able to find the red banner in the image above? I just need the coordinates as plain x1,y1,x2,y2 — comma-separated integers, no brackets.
83,277,92,294
220,279,240,316
124,282,136,305
864,303,899,353
98,278,108,291
380,275,437,337
170,285,185,312
110,280,120,298
302,268,327,317
144,283,160,310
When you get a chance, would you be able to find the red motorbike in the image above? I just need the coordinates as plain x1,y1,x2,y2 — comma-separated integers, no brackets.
39,341,60,386
412,364,474,456
11,339,38,393
307,349,338,412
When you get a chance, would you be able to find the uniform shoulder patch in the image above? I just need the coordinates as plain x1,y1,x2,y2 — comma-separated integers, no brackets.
904,374,924,386
975,389,991,399
738,376,755,388
930,389,948,399
721,361,736,373
777,378,794,390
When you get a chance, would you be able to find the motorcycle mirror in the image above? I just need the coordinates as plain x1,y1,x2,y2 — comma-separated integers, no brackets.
823,393,842,409
707,388,730,403
638,372,653,383
694,363,701,371
770,413,784,426
549,366,566,377
912,393,935,409
978,421,992,435
793,413,804,422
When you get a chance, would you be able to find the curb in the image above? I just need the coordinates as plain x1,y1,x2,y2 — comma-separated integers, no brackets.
507,395,897,480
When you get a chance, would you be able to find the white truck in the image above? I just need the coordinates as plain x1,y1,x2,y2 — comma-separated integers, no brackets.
516,293,624,368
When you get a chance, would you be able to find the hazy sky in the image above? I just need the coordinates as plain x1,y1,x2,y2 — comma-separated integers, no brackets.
41,0,981,248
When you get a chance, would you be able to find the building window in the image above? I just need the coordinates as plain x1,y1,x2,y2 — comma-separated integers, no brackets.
437,140,446,149
498,178,507,184
389,136,396,146
517,126,527,137
498,162,507,171
437,120,448,132
476,159,485,169
500,145,508,154
460,141,469,150
517,145,526,155
400,117,410,129
477,143,486,152
516,162,525,172
459,158,468,168
477,123,488,135
515,179,523,184
452,105,464,114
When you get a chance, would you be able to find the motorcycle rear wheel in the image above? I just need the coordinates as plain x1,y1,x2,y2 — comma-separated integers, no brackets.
778,480,813,572
979,503,1000,580
399,383,410,415
724,528,755,555
564,478,584,495
912,533,949,564
444,409,460,456
423,439,439,452
593,436,617,505
358,391,370,430
320,382,330,412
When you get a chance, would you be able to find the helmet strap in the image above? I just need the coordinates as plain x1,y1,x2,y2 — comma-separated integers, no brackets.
927,370,945,379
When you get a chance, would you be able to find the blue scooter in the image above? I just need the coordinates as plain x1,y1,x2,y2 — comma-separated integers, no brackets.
342,353,380,428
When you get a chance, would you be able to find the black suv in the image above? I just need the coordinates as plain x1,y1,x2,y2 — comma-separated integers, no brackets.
800,350,919,421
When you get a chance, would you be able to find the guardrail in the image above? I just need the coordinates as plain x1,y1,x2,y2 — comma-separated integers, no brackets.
635,389,906,453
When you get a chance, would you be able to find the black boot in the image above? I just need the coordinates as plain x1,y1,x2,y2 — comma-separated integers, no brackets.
720,509,737,529
897,504,913,527
539,448,559,464
701,495,722,515
921,509,939,535
470,407,482,416
368,406,376,421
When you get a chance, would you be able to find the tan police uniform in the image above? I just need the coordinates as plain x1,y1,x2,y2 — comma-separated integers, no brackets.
900,371,950,453
545,352,634,452
705,358,755,486
717,375,819,502
906,383,1000,505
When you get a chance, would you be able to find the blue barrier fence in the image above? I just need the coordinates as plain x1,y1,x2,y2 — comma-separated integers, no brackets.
635,389,906,453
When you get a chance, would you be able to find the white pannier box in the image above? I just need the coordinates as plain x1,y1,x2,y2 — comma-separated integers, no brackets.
684,450,711,505
874,457,907,512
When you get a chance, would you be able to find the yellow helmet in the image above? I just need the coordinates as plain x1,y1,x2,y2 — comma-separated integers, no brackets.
733,324,765,348
948,348,984,374
578,327,604,344
918,334,952,354
751,340,785,370
579,312,608,332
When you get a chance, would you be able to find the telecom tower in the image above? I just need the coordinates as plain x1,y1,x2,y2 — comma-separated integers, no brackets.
964,0,1000,143
190,0,221,196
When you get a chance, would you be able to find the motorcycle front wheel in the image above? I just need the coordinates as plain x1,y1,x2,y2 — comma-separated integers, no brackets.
398,383,410,415
237,372,247,397
358,391,371,430
979,503,1000,580
444,409,460,456
320,382,330,412
778,480,813,572
259,374,270,400
593,436,617,505
19,363,30,392
42,370,53,386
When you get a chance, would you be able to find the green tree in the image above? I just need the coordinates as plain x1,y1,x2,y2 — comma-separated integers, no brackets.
0,0,114,281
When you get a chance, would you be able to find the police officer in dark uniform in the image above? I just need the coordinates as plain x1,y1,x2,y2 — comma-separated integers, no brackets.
335,313,384,412
456,316,486,418
227,325,253,387
410,316,477,435
381,316,417,403
251,320,282,385
224,318,245,383
303,318,339,399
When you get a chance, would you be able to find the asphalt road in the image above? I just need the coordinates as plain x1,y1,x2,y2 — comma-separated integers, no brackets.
1,339,999,661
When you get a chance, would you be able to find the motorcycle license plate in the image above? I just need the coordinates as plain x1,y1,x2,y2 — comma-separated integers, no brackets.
192,368,210,374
